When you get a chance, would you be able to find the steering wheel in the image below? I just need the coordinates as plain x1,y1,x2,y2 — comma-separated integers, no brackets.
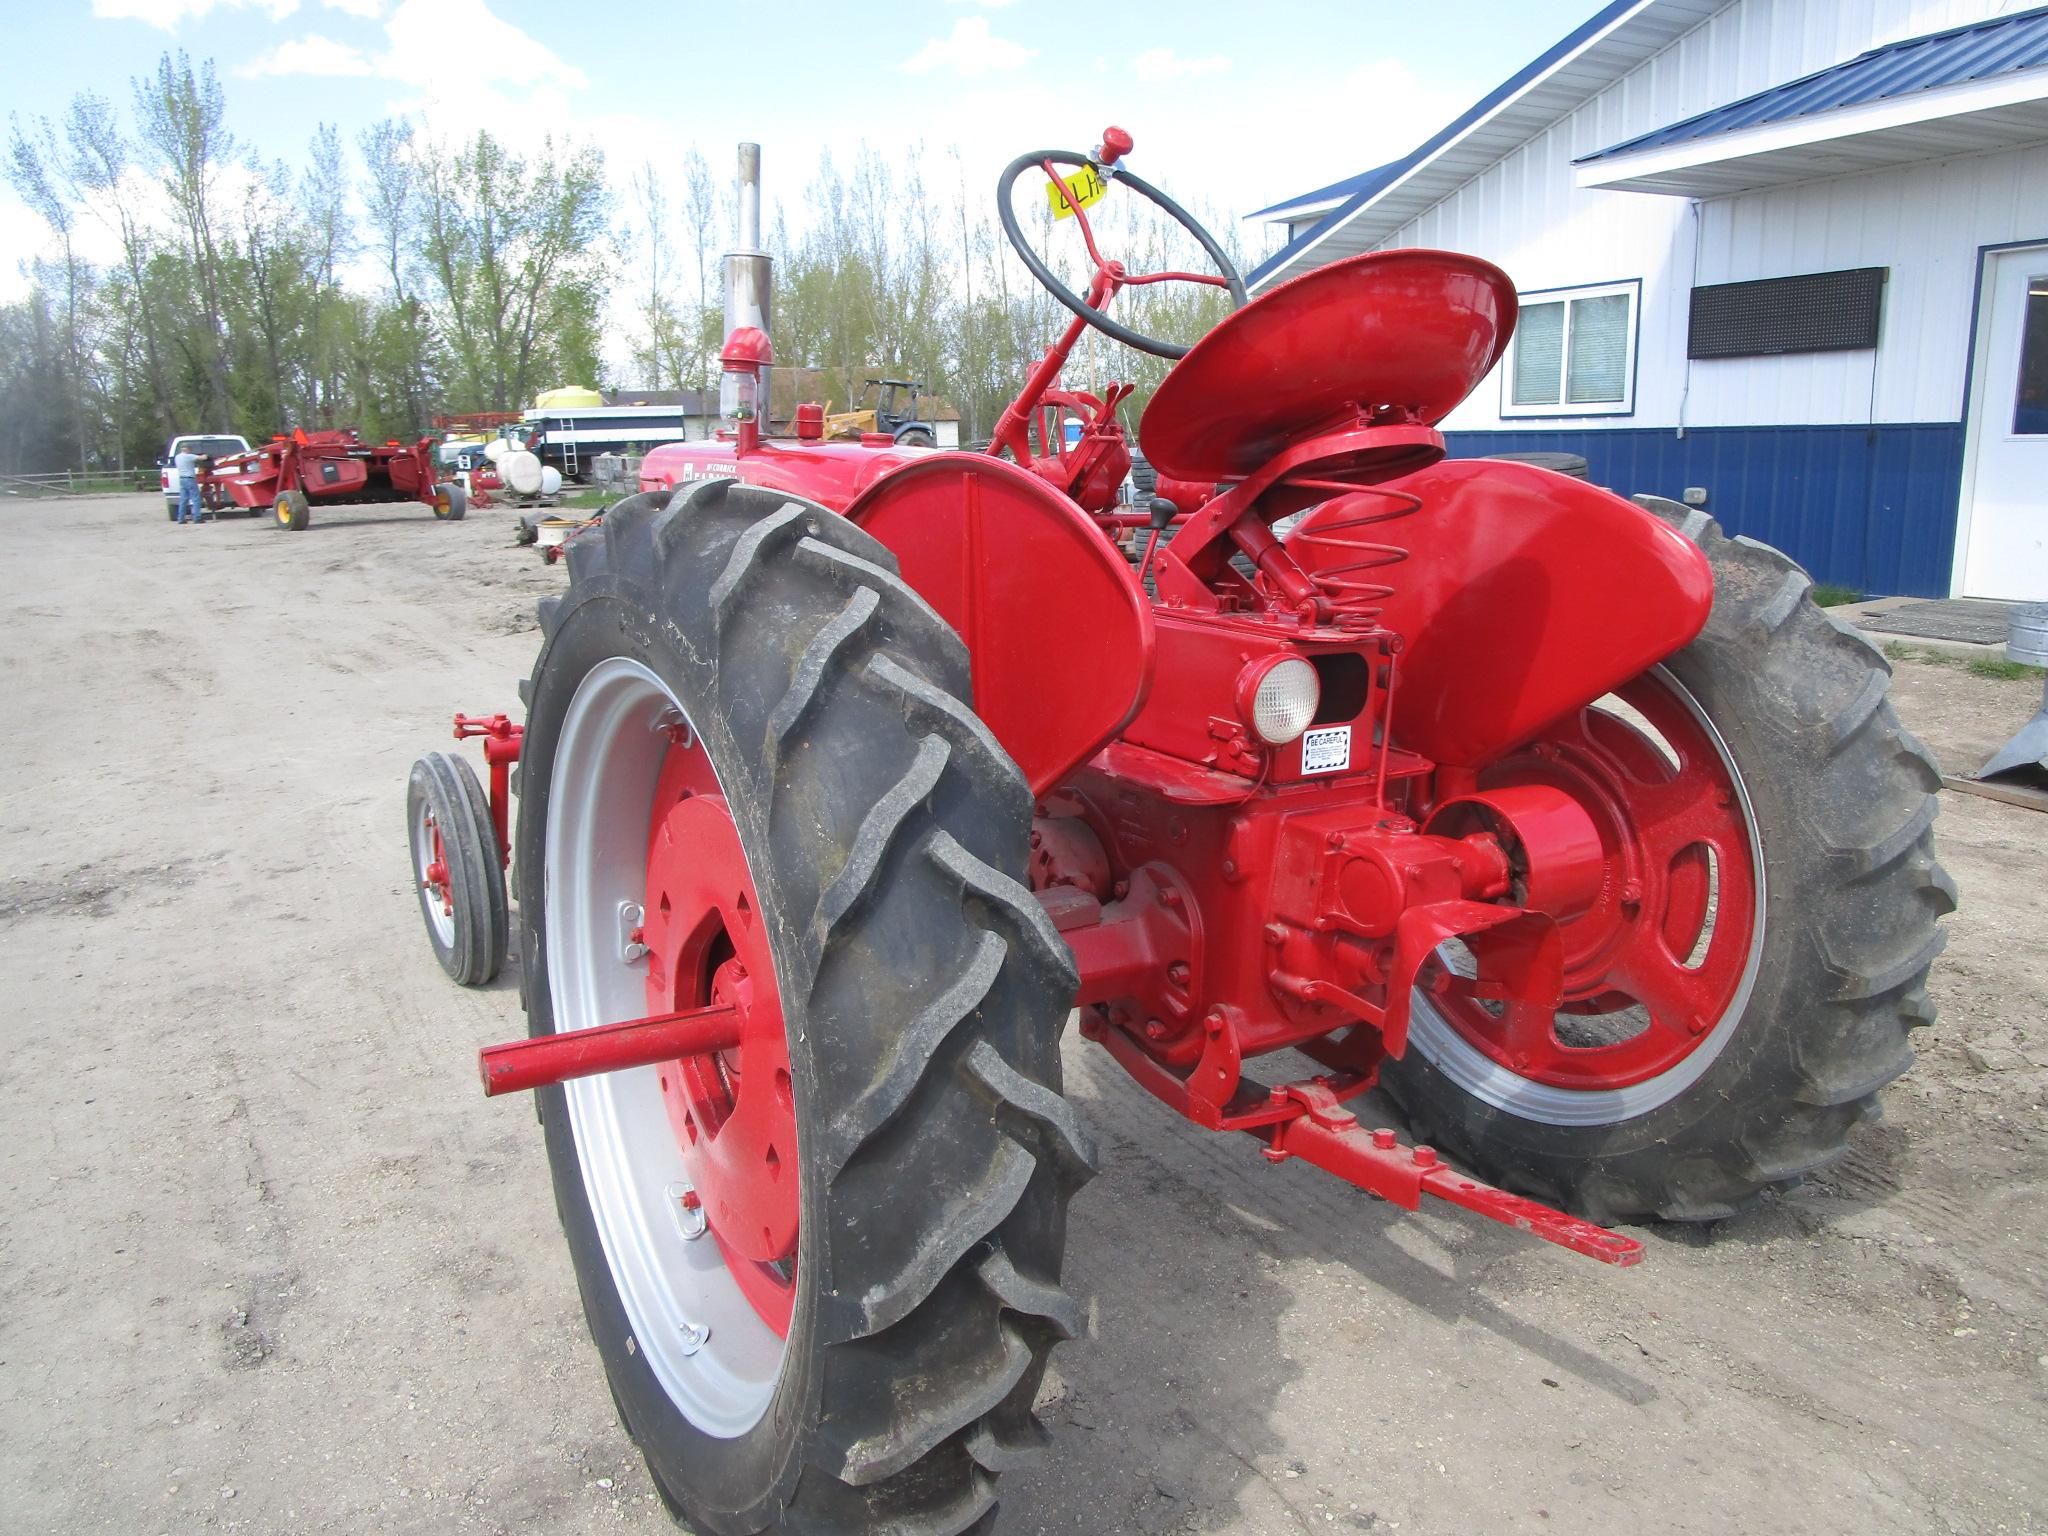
997,130,1247,360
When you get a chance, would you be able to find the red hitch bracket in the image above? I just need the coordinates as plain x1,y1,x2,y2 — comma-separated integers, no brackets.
1254,1079,1642,1265
453,712,523,868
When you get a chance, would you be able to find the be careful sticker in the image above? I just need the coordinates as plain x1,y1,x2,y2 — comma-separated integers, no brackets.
1301,725,1351,775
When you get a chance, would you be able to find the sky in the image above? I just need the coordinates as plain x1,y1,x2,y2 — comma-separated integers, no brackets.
2,0,1600,312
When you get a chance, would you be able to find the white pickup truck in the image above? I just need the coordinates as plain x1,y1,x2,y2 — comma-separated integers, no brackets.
159,433,252,519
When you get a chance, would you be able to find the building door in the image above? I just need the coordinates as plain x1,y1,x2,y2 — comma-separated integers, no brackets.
1958,244,2048,600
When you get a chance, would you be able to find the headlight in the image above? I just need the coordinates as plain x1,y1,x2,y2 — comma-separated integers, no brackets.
1241,655,1320,745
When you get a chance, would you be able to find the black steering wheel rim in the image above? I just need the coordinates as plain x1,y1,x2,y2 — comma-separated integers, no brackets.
997,148,1247,360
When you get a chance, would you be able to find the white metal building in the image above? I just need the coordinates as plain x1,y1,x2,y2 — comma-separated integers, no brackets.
1250,0,2048,599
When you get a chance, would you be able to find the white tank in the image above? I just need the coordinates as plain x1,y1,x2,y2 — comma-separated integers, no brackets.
483,438,510,463
539,465,563,497
501,449,544,496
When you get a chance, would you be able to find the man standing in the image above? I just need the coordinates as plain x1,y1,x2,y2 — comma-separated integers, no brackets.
174,445,206,524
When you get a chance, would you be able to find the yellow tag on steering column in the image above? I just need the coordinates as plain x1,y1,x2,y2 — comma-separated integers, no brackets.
1047,164,1107,220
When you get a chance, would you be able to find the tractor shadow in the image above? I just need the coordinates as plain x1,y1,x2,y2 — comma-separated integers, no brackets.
998,1039,1659,1535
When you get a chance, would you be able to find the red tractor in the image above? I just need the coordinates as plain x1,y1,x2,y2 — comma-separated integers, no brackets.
203,427,465,529
410,131,1951,1534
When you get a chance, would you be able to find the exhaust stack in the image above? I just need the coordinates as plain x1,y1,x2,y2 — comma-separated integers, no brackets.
723,142,772,343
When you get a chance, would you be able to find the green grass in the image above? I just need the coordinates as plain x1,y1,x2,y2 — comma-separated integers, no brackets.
553,488,612,511
1966,656,2047,683
1881,640,2045,681
1809,583,1861,608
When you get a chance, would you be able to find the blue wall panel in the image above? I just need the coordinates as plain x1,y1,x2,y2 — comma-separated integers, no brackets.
1442,423,1965,597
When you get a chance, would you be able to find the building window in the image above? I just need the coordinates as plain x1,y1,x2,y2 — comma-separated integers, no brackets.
1503,280,1638,417
2014,277,2048,437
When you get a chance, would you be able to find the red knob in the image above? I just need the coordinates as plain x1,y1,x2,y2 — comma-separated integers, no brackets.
1100,125,1133,165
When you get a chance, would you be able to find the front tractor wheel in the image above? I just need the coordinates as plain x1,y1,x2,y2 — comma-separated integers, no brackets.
407,752,509,986
518,480,1093,1535
1386,503,1955,1223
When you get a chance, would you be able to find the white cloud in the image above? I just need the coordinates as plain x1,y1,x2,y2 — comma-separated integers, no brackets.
91,0,297,28
380,0,586,89
945,0,1020,6
235,33,373,77
902,17,1036,77
1132,47,1231,82
321,0,382,15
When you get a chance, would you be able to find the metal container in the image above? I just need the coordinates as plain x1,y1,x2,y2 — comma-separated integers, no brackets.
1976,601,2048,783
2007,602,2048,669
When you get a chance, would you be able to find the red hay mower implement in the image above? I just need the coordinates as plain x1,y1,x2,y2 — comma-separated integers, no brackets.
202,427,466,529
410,132,1952,1535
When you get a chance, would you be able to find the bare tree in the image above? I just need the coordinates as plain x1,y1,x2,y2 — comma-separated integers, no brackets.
132,52,234,420
303,123,351,424
626,163,683,389
67,91,171,437
680,147,722,393
359,117,431,430
6,115,92,465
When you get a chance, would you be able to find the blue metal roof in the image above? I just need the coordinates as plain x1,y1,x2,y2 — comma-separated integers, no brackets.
1246,165,1396,222
1580,4,2048,164
1247,0,1652,287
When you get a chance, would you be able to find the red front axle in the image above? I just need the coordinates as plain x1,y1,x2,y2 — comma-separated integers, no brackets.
478,1001,741,1097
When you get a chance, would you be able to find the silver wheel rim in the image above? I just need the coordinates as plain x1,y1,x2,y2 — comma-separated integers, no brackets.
413,796,456,948
546,656,787,1436
1405,666,1768,1126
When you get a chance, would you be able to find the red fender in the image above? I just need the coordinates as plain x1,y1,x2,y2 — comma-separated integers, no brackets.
846,454,1155,796
1293,460,1713,769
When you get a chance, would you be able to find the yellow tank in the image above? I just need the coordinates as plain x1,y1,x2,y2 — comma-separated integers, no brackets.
533,386,605,410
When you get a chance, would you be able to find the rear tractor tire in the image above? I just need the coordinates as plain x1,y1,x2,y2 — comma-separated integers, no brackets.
1384,500,1955,1224
517,479,1093,1534
274,490,309,531
407,751,509,986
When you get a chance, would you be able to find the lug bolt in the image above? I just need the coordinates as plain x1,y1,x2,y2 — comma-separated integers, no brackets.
1167,962,1190,987
1204,1010,1225,1037
670,1185,707,1240
1144,1018,1168,1040
677,1320,711,1355
619,901,649,963
1372,1128,1397,1150
1412,1146,1438,1168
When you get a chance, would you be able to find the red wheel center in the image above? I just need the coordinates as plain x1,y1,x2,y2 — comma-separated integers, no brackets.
641,738,798,1336
423,817,453,914
1432,673,1759,1092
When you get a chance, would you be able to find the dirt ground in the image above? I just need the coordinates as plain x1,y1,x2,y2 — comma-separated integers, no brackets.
2,494,2043,1536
